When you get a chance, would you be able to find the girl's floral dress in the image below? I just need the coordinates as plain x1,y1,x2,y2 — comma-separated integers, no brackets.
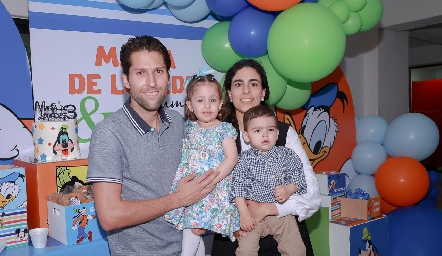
165,121,239,241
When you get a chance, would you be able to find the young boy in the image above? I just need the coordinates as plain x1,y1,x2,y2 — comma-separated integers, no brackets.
230,105,307,256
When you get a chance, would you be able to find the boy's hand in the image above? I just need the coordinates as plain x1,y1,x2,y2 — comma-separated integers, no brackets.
274,184,297,203
233,229,248,240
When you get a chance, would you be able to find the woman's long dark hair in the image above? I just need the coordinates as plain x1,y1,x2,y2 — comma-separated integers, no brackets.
220,59,271,123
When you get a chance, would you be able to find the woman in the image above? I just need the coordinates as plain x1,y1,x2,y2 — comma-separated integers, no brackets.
211,59,321,256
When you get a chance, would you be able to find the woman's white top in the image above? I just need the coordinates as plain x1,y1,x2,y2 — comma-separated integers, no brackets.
239,127,321,221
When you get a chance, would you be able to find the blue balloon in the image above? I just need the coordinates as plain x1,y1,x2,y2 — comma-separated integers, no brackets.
351,141,386,175
428,170,441,185
347,174,379,197
165,0,195,8
384,113,439,161
388,206,442,256
119,0,154,9
168,0,210,23
142,0,164,9
206,0,249,17
418,196,437,208
302,0,319,2
427,186,439,199
356,115,388,144
228,7,276,58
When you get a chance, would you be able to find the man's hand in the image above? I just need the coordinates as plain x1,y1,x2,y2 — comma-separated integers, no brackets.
175,169,219,207
275,184,297,204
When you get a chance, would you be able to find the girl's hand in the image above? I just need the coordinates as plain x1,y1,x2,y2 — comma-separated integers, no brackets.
239,212,256,232
275,184,296,203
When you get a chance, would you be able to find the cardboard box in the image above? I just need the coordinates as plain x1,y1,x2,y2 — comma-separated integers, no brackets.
320,192,346,220
47,201,106,245
316,172,346,196
0,207,28,249
329,215,389,256
14,158,88,229
340,196,381,220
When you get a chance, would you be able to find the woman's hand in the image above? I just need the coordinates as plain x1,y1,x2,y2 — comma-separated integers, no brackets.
246,200,278,224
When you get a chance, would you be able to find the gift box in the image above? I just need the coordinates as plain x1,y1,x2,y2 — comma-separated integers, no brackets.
0,207,28,249
329,215,389,256
47,201,106,245
316,172,346,196
14,158,88,229
0,166,29,249
320,192,346,220
340,196,381,220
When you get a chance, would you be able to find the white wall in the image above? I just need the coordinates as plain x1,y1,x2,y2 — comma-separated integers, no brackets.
410,45,442,67
340,29,379,118
381,0,442,31
341,0,442,120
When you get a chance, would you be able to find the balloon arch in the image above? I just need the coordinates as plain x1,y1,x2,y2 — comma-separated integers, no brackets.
117,0,383,111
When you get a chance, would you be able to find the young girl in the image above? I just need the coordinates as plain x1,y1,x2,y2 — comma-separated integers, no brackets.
165,73,239,256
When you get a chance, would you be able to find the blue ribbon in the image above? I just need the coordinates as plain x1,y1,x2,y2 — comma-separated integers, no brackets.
346,188,370,200
184,66,215,87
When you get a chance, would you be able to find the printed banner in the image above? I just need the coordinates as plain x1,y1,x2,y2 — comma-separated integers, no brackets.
29,0,219,156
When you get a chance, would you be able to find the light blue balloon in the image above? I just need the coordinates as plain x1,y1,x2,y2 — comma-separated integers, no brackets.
165,0,195,8
168,0,210,23
356,115,388,144
119,0,154,9
384,113,439,161
351,140,386,175
347,174,379,197
142,0,164,9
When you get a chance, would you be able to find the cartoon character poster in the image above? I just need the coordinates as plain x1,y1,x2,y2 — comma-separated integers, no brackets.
56,165,88,192
0,2,34,166
277,67,357,173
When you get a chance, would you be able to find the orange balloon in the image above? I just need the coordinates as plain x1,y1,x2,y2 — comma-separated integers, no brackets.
380,197,399,214
247,0,301,11
375,156,430,207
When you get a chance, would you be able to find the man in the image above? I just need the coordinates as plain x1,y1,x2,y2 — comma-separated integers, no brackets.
86,35,218,255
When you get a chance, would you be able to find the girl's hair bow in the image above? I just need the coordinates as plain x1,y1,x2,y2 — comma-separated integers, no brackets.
184,66,215,87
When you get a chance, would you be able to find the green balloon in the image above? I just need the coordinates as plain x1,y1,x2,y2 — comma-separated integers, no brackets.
255,55,287,105
201,21,242,72
268,4,346,83
318,0,335,8
343,12,362,35
342,0,367,12
358,0,383,32
275,81,311,110
329,1,350,23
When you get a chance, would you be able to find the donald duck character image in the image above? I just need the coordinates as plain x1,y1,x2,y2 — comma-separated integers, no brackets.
0,172,25,209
